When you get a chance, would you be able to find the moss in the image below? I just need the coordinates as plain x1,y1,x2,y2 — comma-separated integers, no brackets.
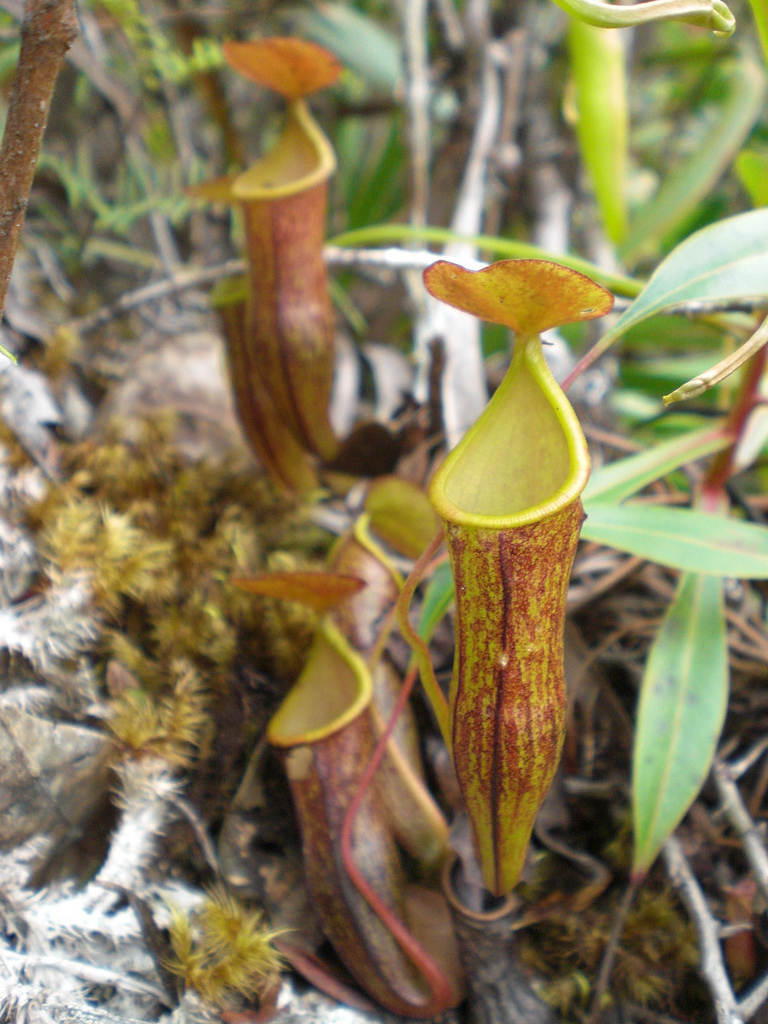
166,887,283,1005
519,885,699,1018
107,663,210,766
34,326,83,382
27,416,323,774
32,416,320,674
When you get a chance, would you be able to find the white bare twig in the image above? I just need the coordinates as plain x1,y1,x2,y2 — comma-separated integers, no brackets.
663,836,742,1024
723,738,768,781
739,972,768,1020
327,246,487,273
401,0,431,230
713,758,768,906
412,0,501,448
69,249,490,336
433,0,466,50
0,573,99,673
0,949,169,1003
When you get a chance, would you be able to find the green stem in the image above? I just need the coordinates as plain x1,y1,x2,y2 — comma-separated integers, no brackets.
746,0,768,63
551,0,734,33
395,531,452,750
328,224,642,298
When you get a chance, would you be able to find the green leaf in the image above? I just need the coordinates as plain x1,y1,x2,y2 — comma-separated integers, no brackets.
564,233,768,391
568,19,628,244
735,149,768,207
581,502,768,576
621,55,766,264
583,422,731,504
417,561,455,644
663,313,768,404
335,115,405,230
577,207,768,370
632,572,727,877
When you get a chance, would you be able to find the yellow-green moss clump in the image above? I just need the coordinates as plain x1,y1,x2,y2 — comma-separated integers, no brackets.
28,416,325,757
108,665,209,767
166,887,283,1005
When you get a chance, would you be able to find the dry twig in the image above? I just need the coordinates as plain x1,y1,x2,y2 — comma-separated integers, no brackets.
0,0,78,326
663,836,742,1024
69,248,490,335
412,0,500,448
713,758,768,906
401,0,431,230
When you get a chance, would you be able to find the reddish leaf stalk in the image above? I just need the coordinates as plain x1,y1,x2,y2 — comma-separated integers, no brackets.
0,0,78,326
328,521,450,867
340,661,456,1018
700,341,768,512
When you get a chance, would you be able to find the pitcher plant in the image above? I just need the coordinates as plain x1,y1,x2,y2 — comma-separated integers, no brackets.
420,258,614,895
266,618,461,1017
193,37,342,492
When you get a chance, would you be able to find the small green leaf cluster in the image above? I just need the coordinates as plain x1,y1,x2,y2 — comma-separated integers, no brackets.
37,151,191,239
96,0,223,90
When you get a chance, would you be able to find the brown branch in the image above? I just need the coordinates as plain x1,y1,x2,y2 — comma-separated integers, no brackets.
0,0,78,326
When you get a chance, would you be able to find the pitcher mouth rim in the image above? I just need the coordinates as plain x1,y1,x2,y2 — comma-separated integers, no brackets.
429,341,590,531
267,619,372,748
231,99,336,202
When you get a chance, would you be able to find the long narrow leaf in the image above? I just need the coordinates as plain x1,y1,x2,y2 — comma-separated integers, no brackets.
583,422,731,504
328,224,641,296
582,502,768,576
568,19,628,245
621,55,766,264
632,572,727,877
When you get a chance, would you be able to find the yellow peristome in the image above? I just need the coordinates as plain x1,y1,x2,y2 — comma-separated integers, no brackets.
232,99,336,202
430,335,590,528
267,620,371,746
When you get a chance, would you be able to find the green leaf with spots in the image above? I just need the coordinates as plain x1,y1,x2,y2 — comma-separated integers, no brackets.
632,572,727,877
